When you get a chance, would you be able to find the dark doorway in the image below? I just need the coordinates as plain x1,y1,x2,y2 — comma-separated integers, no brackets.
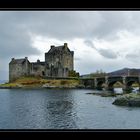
42,71,45,76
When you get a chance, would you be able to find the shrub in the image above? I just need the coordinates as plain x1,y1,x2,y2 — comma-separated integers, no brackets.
60,80,67,85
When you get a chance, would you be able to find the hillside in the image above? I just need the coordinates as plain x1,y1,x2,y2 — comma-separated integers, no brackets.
108,68,140,76
80,68,140,78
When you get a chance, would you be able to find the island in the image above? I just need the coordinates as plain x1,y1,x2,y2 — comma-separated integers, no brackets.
0,76,85,89
1,42,140,107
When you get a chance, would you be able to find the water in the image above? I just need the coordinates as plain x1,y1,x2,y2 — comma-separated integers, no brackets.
0,88,140,129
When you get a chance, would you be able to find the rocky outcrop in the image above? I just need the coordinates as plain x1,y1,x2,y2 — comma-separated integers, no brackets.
112,93,140,107
42,83,85,89
86,92,119,97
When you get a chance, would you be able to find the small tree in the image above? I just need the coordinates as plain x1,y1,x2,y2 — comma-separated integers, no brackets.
68,70,79,77
90,69,107,77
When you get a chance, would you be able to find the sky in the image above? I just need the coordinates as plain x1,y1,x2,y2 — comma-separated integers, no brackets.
1,11,140,80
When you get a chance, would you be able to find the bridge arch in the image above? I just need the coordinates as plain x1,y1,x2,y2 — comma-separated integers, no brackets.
95,77,106,90
96,81,105,90
97,81,104,88
125,79,139,90
81,76,140,91
108,81,123,90
107,77,123,90
81,79,94,88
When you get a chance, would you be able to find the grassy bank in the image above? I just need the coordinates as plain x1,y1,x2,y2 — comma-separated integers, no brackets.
0,77,81,88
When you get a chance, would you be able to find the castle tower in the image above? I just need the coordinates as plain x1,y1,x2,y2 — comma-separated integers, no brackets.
9,57,30,82
45,43,74,77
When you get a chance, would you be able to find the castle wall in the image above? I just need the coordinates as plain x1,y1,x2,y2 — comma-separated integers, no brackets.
30,62,45,77
62,52,73,71
9,59,30,82
9,43,75,81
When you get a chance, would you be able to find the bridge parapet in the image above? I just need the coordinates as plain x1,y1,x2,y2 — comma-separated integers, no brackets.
80,75,140,91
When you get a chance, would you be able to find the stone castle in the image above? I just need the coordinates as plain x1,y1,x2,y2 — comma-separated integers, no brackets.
9,43,75,82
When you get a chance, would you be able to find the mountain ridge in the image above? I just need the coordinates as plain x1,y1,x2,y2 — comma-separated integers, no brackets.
108,68,140,76
80,68,140,77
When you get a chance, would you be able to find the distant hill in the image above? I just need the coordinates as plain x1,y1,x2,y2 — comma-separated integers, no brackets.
80,74,91,78
108,68,140,76
0,80,7,84
80,68,140,78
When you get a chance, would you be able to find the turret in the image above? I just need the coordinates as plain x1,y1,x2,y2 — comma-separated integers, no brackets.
51,45,55,49
11,58,15,61
63,43,68,50
25,57,28,60
37,59,40,63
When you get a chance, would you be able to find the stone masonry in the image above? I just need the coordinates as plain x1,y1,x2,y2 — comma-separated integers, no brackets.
9,43,74,82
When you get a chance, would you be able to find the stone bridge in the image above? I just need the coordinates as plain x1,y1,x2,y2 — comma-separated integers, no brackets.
80,76,140,91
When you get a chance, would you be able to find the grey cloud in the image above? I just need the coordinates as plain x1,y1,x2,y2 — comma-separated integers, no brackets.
0,12,41,59
125,51,140,62
0,11,140,80
126,53,137,59
84,39,117,59
0,11,139,45
75,54,127,75
74,57,81,61
84,40,96,49
92,12,127,39
0,31,40,59
98,49,118,59
0,11,134,41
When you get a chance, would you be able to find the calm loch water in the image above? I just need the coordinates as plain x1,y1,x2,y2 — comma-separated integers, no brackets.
0,88,140,129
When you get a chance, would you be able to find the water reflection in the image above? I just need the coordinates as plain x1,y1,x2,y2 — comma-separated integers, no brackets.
113,88,123,94
46,100,77,128
110,87,139,94
1,88,140,129
45,90,77,129
88,87,140,96
7,89,78,129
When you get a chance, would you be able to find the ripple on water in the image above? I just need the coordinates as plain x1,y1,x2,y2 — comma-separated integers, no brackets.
0,88,140,129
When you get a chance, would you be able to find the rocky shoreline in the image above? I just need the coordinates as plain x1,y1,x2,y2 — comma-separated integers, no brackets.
0,83,87,89
86,92,140,107
112,93,140,107
0,85,86,89
2,77,140,107
86,92,121,97
0,77,87,89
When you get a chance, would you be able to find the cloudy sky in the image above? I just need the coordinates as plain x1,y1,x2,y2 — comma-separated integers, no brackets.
1,11,140,80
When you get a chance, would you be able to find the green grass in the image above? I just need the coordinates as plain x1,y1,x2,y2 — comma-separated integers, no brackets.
0,83,20,87
0,76,80,88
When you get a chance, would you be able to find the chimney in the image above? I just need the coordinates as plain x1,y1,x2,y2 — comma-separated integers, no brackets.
25,57,28,60
51,45,55,49
37,59,40,63
64,43,68,47
12,58,15,61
